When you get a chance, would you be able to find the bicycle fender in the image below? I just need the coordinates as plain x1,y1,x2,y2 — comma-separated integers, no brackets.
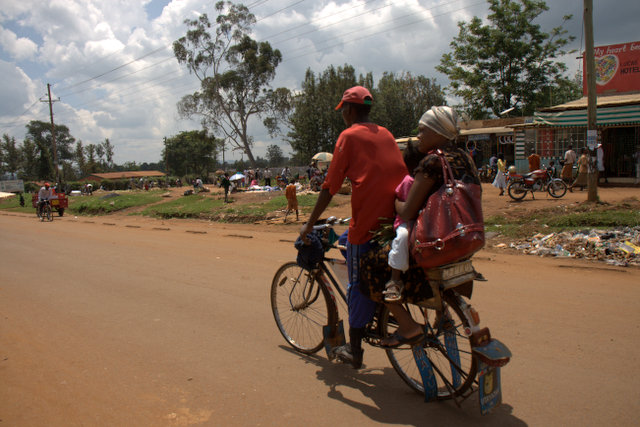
412,346,438,402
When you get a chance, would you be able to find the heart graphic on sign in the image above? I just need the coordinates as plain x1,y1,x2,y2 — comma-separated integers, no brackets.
595,54,618,86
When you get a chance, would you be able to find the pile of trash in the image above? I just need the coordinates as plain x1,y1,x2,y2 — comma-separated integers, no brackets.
494,227,640,267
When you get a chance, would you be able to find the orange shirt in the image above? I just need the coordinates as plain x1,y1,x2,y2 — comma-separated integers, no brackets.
528,153,541,171
285,183,298,209
322,123,407,244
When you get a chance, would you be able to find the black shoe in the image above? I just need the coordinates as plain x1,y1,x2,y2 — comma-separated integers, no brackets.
332,344,364,369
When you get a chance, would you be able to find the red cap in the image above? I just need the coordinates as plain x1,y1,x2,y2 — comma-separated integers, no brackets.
335,86,373,111
44,182,50,187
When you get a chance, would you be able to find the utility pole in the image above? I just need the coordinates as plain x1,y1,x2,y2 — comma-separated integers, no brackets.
41,83,60,184
164,137,169,186
584,0,598,202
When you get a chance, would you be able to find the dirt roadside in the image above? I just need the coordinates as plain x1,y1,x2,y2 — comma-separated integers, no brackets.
0,184,639,426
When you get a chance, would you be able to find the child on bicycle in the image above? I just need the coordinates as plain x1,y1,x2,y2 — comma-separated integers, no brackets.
383,141,426,302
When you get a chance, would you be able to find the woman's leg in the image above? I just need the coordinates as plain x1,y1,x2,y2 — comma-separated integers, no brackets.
381,303,423,346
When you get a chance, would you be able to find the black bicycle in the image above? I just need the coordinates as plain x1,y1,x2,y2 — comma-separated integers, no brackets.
271,217,502,401
37,200,53,222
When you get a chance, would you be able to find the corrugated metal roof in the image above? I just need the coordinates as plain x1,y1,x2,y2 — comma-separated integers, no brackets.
86,171,166,180
460,126,514,136
534,104,640,127
539,93,640,111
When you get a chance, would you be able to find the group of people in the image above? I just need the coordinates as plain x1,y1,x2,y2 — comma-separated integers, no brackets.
488,142,612,196
298,86,479,368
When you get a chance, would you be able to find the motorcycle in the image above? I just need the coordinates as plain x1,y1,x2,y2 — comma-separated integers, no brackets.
507,168,567,200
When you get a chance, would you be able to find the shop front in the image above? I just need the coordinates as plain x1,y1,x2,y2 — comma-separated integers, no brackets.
532,95,640,180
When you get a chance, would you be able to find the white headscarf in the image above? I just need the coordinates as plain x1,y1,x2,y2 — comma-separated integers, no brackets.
418,106,459,140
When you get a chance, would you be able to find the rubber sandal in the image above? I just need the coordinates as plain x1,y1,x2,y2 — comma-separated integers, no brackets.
383,279,404,302
380,331,424,348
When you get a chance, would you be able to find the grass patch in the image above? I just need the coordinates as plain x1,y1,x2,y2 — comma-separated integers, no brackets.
486,202,640,238
69,191,163,215
141,194,225,218
0,193,35,214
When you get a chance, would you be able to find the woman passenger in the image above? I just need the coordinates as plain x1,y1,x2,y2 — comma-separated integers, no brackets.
381,106,481,347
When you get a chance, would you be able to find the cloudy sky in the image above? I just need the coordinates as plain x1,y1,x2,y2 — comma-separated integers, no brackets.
1,0,638,165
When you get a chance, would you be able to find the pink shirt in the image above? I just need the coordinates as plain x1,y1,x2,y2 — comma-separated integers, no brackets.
394,175,414,229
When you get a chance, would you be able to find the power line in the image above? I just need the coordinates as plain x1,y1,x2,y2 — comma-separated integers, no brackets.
281,0,484,61
256,0,307,23
260,0,382,41
58,55,177,98
54,45,170,93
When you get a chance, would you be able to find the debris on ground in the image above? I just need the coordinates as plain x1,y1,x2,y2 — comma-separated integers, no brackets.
494,227,640,267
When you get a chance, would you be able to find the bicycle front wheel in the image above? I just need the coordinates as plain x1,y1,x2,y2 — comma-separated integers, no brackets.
271,262,337,354
45,205,52,221
381,293,477,399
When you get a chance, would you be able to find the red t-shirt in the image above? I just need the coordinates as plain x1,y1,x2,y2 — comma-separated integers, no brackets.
322,123,407,244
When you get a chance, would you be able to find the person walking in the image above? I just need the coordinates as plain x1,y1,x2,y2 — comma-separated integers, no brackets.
492,153,507,195
570,148,589,192
298,86,407,369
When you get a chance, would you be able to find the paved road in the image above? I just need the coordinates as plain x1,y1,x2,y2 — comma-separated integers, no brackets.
1,212,639,426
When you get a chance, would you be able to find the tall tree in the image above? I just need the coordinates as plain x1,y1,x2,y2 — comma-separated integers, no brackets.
287,65,363,163
74,141,87,176
85,144,98,174
25,120,75,181
437,0,574,118
162,130,218,177
371,72,446,137
173,1,287,168
20,139,38,180
102,138,115,170
1,134,21,174
266,144,284,167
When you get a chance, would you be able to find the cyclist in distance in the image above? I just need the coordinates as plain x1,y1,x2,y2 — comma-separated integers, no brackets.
299,86,407,369
37,182,52,216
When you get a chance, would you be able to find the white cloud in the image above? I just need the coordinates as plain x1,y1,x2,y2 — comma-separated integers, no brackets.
0,28,38,60
0,0,638,165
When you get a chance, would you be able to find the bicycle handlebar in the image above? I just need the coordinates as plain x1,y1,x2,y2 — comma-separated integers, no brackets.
312,216,350,231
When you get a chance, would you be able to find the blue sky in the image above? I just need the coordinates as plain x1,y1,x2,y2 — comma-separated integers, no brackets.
1,0,638,164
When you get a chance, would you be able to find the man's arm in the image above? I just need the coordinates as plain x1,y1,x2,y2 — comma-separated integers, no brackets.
299,188,333,243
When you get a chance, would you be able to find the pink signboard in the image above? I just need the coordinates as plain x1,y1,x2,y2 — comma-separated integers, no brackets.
583,40,640,95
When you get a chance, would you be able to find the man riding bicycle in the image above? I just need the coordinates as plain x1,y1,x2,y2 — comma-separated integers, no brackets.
299,86,407,369
37,182,53,216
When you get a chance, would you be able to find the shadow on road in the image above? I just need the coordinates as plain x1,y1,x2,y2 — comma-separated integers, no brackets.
279,345,526,426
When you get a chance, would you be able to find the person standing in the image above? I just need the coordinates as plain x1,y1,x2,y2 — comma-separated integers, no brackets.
528,149,541,171
298,86,407,369
596,143,608,184
221,173,231,203
492,153,507,196
633,145,640,185
561,144,576,184
284,179,299,222
264,168,272,187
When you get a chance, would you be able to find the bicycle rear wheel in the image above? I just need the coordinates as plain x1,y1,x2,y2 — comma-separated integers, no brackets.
507,181,527,200
271,262,337,354
547,179,567,198
381,293,477,399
